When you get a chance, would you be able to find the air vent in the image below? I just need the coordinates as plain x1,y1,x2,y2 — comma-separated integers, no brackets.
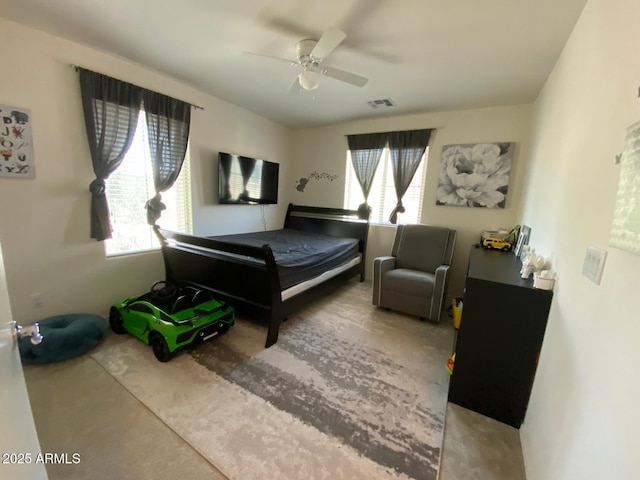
367,98,395,109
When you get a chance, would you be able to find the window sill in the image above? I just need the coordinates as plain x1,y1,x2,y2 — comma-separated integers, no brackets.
105,247,160,259
369,222,396,227
368,221,417,227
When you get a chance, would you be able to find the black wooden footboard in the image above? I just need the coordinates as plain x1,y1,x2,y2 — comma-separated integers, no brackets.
155,204,369,347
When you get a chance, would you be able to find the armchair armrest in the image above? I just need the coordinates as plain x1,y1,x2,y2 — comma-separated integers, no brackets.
372,256,396,306
430,264,451,321
374,256,396,272
435,264,450,279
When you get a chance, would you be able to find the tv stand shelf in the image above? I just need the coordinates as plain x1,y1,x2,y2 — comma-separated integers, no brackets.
448,247,553,428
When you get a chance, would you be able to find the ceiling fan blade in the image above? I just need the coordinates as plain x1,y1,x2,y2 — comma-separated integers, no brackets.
243,51,299,67
322,66,368,87
310,26,346,59
287,77,302,96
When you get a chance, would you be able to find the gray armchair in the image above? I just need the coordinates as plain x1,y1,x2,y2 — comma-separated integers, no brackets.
373,224,456,322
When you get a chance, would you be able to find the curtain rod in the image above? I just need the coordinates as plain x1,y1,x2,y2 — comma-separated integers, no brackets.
71,65,204,111
343,127,442,137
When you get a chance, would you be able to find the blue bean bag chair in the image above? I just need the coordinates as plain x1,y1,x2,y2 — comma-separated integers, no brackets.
19,314,106,364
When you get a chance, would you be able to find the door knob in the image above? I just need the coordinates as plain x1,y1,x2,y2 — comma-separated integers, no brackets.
11,320,43,345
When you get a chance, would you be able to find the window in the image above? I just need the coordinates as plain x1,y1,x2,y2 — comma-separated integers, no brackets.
344,147,427,224
105,112,192,256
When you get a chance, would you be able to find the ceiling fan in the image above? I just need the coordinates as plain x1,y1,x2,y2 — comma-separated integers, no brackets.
245,26,369,93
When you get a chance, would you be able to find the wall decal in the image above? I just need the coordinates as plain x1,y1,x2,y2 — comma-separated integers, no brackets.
436,142,514,208
295,171,338,192
610,120,640,255
0,104,35,179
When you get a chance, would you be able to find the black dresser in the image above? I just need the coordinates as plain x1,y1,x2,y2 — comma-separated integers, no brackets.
448,246,553,428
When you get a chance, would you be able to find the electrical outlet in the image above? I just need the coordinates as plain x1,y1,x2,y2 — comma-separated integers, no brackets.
582,246,607,285
31,292,43,308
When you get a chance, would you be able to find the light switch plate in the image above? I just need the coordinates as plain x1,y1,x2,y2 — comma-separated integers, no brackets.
582,246,607,285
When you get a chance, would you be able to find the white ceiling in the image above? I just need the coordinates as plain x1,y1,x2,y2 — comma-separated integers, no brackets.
2,0,587,128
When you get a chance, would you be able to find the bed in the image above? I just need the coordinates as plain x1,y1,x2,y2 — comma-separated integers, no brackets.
154,204,369,348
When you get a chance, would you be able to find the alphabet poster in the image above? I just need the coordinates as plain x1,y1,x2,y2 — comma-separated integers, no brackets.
0,104,35,179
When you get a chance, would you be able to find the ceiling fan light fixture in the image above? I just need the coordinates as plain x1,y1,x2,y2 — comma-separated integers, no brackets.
245,26,368,94
298,70,320,91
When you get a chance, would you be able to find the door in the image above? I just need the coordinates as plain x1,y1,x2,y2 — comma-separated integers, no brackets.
0,242,48,479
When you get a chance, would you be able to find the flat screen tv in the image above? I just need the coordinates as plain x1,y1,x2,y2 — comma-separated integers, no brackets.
218,152,279,205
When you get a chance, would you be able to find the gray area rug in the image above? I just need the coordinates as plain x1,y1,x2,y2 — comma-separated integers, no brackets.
92,279,453,480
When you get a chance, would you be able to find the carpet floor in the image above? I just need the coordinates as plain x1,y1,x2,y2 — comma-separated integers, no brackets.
91,279,454,480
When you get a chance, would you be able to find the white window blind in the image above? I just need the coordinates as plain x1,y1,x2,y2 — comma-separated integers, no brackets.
105,111,192,256
344,148,427,224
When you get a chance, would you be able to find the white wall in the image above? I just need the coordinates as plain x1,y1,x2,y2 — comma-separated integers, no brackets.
519,1,639,479
293,105,533,297
0,19,292,323
190,109,293,236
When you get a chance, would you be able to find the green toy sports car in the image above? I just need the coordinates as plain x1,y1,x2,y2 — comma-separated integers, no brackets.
109,281,235,362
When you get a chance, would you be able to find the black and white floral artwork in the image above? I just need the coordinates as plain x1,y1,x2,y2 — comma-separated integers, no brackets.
436,142,514,208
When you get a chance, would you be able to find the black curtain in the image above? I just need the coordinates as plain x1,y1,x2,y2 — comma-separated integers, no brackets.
142,90,191,225
238,156,257,202
219,154,232,202
387,129,432,224
79,68,143,241
346,132,388,217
